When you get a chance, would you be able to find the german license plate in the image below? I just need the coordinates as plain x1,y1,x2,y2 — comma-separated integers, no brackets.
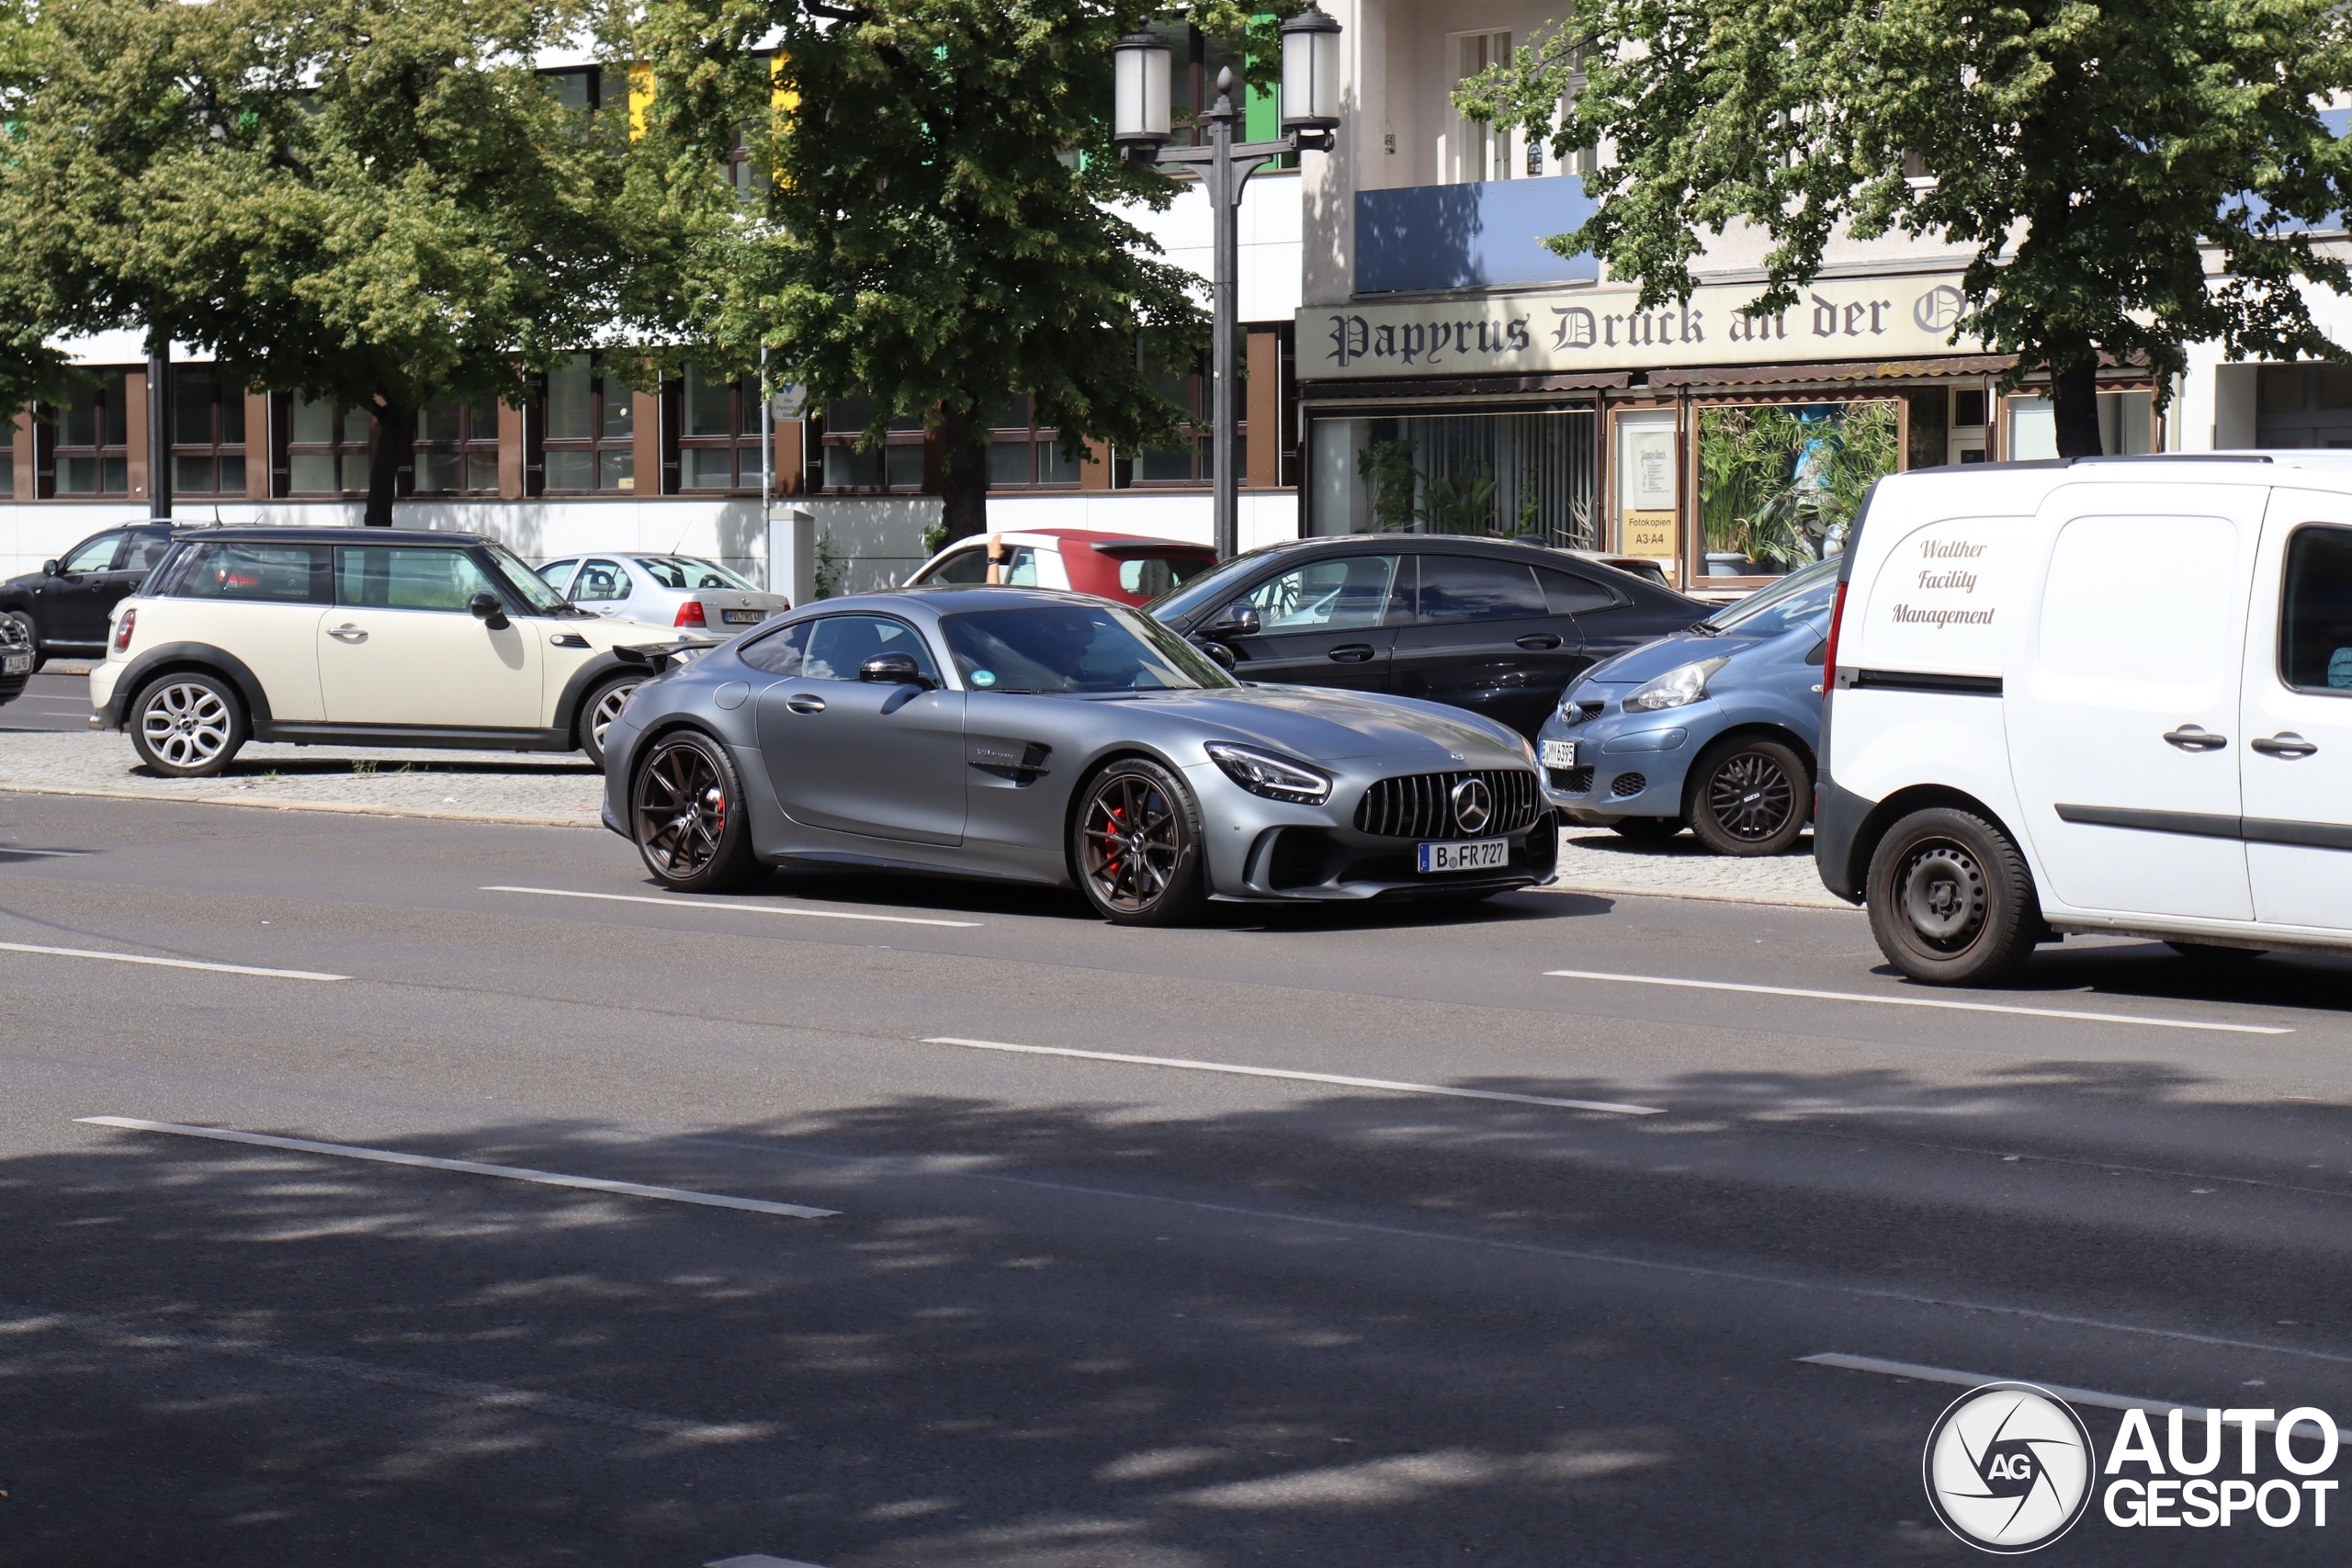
1418,839,1509,874
720,608,766,625
1541,739,1579,769
1,653,28,674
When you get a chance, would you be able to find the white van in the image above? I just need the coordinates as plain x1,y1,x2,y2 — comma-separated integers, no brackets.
1816,454,2352,985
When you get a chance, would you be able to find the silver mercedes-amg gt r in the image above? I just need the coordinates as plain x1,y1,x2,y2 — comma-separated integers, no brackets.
599,586,1558,923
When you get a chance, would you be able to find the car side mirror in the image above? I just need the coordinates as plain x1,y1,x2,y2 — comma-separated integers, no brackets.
40,559,59,578
859,651,933,689
469,592,510,629
1204,601,1261,638
1195,637,1237,671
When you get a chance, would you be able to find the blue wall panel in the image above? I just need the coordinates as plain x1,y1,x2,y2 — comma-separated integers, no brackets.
1354,176,1600,296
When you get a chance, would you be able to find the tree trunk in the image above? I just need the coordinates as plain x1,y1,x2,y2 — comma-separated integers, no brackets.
2050,360,2103,459
364,393,412,527
936,403,989,544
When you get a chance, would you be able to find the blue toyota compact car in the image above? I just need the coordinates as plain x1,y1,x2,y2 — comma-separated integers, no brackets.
1535,556,1839,855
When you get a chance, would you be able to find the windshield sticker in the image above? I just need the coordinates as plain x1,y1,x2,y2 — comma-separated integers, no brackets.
971,669,997,687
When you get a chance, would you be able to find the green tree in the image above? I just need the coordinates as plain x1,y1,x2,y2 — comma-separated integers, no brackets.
627,0,1286,541
0,0,74,413
0,0,650,525
1457,2,2352,457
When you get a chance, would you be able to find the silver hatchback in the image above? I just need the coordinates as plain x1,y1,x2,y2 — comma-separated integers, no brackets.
538,553,790,633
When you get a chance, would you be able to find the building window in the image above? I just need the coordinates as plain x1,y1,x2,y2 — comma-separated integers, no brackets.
984,396,1082,489
1127,358,1229,488
2255,364,2352,449
818,395,924,491
43,373,131,496
541,67,600,111
1309,406,1597,547
413,396,502,495
2007,389,2155,459
171,367,247,496
541,353,636,493
285,397,373,495
677,365,768,492
1452,31,1514,184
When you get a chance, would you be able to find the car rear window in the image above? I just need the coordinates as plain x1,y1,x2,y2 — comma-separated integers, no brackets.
638,556,759,592
164,541,331,604
1415,556,1547,622
1114,552,1217,599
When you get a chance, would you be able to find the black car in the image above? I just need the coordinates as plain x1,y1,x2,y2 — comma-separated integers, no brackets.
0,521,187,669
1148,534,1705,738
0,613,31,707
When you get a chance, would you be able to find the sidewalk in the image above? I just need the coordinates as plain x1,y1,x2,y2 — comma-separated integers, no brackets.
0,727,1854,908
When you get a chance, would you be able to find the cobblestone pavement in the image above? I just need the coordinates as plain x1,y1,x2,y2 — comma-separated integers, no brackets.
0,726,1851,906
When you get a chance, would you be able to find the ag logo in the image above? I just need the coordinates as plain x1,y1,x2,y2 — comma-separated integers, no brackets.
1914,284,1966,334
1923,1382,2096,1552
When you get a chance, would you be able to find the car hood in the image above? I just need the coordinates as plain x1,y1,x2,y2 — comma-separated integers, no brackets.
1579,627,1763,685
1113,682,1528,764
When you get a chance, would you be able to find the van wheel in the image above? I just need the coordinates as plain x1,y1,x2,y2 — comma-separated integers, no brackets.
1688,737,1810,857
130,671,247,778
1866,807,2040,987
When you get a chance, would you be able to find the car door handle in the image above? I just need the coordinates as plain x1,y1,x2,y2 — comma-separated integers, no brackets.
326,624,368,644
1515,634,1563,650
1326,644,1375,663
786,694,827,715
2162,724,2226,751
2250,732,2318,759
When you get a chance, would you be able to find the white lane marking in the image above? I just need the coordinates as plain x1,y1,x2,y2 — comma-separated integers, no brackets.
1802,1353,2352,1442
76,1117,839,1219
707,1557,831,1568
483,885,980,930
921,1036,1666,1116
0,1298,773,1442
1544,969,2291,1035
0,940,345,982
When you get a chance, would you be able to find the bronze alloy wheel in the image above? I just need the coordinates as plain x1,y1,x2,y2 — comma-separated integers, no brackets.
1073,759,1206,925
1689,737,1809,857
631,732,757,891
1865,806,2040,986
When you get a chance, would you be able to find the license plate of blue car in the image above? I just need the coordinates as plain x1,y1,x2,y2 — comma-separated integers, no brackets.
1418,839,1508,874
1541,739,1579,768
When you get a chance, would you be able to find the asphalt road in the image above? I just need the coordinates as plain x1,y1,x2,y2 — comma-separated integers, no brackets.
1,668,96,733
5,789,2352,1565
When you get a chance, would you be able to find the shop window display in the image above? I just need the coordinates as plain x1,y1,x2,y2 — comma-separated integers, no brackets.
1310,408,1597,547
1694,400,1898,580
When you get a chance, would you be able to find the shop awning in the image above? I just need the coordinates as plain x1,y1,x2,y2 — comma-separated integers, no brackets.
1298,370,1634,400
1646,355,2018,389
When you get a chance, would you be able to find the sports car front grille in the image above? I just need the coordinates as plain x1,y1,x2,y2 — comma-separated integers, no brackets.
1353,769,1543,840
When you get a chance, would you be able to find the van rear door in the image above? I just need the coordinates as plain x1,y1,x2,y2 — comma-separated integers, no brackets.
2007,482,2264,919
2240,491,2352,932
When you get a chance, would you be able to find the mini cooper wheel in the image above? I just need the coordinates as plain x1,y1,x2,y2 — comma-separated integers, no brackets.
631,730,760,893
1866,807,2040,987
1072,758,1207,926
578,672,641,773
1688,737,1809,857
130,671,246,778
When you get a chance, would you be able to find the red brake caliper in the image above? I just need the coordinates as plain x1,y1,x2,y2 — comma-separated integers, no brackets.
1101,801,1126,882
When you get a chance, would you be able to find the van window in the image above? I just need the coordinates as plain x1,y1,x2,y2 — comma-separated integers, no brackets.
2280,525,2352,694
2040,515,2239,687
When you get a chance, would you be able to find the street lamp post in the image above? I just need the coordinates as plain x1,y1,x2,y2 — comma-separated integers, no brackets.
1114,6,1341,561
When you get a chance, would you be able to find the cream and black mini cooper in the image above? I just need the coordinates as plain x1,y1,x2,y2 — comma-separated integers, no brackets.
89,528,685,777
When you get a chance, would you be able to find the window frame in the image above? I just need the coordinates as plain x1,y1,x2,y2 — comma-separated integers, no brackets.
280,396,376,497
169,366,249,499
984,395,1083,491
674,366,770,495
815,396,926,495
412,395,503,497
537,353,639,496
2279,523,2352,696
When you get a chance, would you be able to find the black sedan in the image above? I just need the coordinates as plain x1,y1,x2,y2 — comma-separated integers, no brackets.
1,520,185,669
1148,534,1705,738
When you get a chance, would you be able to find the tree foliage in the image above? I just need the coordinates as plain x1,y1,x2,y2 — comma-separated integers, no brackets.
626,0,1286,540
0,0,650,523
0,0,74,413
1457,1,2352,456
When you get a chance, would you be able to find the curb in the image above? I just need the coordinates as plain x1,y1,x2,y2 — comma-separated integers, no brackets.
0,782,600,829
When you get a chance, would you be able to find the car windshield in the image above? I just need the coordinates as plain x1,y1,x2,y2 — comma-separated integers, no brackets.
1145,551,1265,623
637,556,760,592
1702,555,1841,638
940,604,1235,693
482,543,582,615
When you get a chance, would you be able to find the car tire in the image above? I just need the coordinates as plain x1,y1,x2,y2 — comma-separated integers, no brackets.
1866,807,2040,987
630,729,762,893
129,671,247,778
1071,757,1209,926
2165,941,2267,965
1687,736,1810,857
3,611,41,674
577,672,641,773
1609,816,1682,842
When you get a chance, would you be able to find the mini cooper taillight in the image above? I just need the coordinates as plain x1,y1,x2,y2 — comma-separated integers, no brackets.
113,607,136,653
674,601,707,628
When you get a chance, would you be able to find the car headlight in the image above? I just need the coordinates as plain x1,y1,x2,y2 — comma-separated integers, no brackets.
1204,742,1333,804
1623,657,1729,712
